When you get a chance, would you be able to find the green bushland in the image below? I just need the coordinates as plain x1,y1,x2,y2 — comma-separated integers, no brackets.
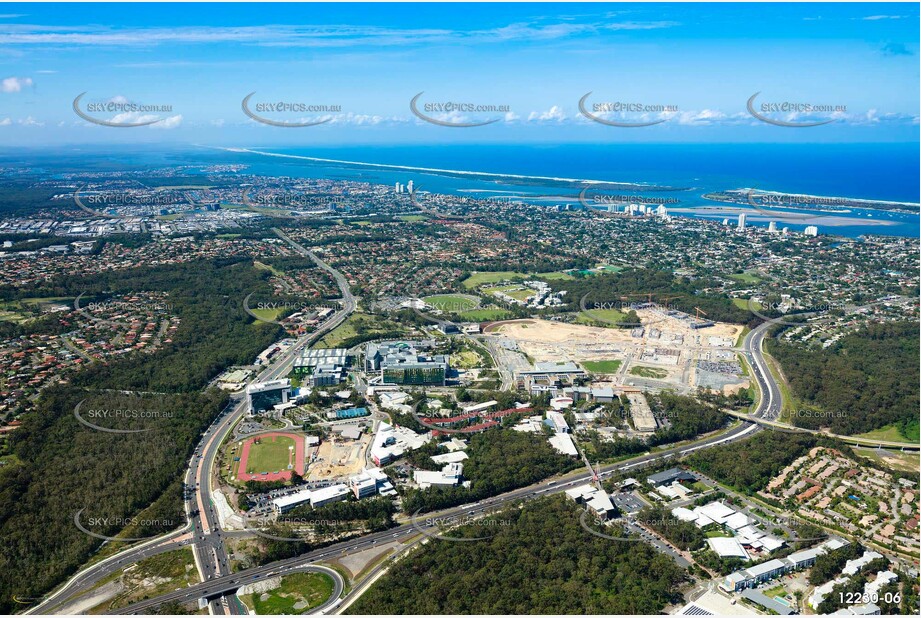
347,496,688,615
768,321,919,438
553,268,755,327
0,257,283,613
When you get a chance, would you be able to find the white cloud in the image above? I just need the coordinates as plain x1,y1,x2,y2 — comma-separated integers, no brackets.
527,105,567,122
17,115,42,126
0,19,678,49
0,117,11,126
150,114,183,129
1,76,33,92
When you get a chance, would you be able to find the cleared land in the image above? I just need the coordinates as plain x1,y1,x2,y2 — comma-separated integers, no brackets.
729,271,765,284
458,307,511,321
732,297,763,311
316,312,404,348
576,307,628,326
488,316,745,395
855,422,919,444
250,307,285,322
485,285,533,301
79,548,200,613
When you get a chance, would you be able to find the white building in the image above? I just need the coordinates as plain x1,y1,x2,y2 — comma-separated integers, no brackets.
549,433,578,456
707,536,750,560
804,225,819,236
273,489,313,514
414,463,463,489
310,484,350,508
349,467,395,498
546,410,570,432
738,213,747,229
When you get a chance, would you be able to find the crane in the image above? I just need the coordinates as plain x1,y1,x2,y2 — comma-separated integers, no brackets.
660,295,680,309
694,306,708,320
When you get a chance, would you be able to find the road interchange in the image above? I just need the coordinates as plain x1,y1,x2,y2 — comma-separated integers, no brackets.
34,295,789,615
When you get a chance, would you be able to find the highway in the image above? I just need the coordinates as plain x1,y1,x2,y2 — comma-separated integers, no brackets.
28,229,356,616
44,311,775,615
109,322,778,615
189,228,356,614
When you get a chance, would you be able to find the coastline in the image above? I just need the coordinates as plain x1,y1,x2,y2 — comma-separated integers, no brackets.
221,146,920,218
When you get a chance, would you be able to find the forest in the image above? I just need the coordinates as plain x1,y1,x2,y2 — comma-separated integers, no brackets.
347,496,689,615
686,432,817,495
580,393,729,462
0,256,288,612
399,430,581,514
0,388,226,614
769,321,919,439
553,268,755,326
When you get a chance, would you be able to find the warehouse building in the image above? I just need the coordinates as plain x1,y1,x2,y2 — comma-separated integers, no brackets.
647,467,696,488
309,484,350,508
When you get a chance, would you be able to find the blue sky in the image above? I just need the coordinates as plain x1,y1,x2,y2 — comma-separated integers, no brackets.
0,3,918,145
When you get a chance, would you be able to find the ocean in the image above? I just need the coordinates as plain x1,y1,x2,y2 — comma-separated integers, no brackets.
204,143,919,239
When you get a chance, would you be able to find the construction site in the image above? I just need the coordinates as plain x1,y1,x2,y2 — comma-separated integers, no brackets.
486,305,748,396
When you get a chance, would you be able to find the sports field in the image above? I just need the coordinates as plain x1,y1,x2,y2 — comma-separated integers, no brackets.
237,432,305,482
581,360,622,373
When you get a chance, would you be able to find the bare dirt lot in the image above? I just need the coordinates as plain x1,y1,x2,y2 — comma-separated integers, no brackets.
489,314,746,394
307,434,370,481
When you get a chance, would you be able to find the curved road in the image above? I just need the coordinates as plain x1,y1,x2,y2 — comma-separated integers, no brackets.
108,322,779,615
43,316,777,615
28,229,356,616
